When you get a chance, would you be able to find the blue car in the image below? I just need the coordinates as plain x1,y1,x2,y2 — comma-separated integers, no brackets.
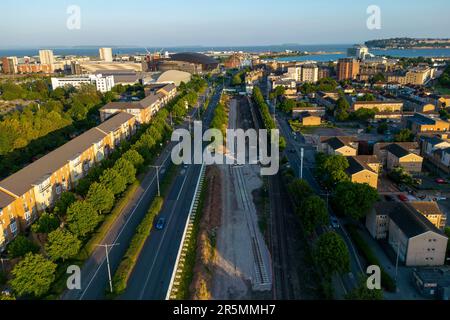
155,217,166,230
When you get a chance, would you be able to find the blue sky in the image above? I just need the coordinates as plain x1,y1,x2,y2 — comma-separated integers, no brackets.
1,0,449,48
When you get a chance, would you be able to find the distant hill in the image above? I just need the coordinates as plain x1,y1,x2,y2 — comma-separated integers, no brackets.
365,37,450,49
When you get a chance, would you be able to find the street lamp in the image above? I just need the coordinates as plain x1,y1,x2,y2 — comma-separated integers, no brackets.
95,243,120,293
149,165,162,197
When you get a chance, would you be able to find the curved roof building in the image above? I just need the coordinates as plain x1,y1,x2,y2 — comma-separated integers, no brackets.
158,52,219,74
156,70,192,86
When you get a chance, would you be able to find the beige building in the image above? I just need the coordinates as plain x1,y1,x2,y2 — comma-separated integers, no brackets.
352,100,403,112
296,111,321,126
409,201,447,230
385,143,423,172
405,113,450,134
405,66,434,85
320,136,358,156
373,142,419,166
99,47,113,62
366,202,448,266
345,156,379,189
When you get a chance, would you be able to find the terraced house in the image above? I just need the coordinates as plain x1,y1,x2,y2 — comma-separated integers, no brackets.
0,112,136,251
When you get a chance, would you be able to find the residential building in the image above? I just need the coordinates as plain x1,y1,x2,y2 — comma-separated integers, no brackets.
1,56,18,74
404,113,450,134
301,64,319,83
295,111,321,126
337,58,360,81
17,63,53,74
385,143,423,172
0,112,137,251
405,66,434,85
99,47,113,62
347,44,370,60
51,74,115,93
421,136,450,173
352,100,403,112
319,136,358,156
39,49,54,71
373,142,419,166
345,155,380,189
366,201,448,266
410,201,447,230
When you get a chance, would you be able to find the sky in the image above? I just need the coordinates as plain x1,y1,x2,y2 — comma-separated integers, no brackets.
1,0,449,48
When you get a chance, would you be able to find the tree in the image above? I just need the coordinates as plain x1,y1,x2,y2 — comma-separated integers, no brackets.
315,232,350,276
122,149,144,171
345,276,383,300
300,195,329,234
388,166,415,186
99,168,128,195
278,98,296,114
395,129,414,142
332,181,379,220
316,153,350,187
45,229,81,261
357,93,376,101
377,122,389,134
10,253,57,298
231,74,242,86
113,158,136,185
287,179,313,208
53,192,77,216
66,201,100,238
86,182,115,214
7,235,39,258
31,213,60,234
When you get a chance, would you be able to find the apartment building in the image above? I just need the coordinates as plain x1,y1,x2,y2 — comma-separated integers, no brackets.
17,63,53,74
345,155,380,189
51,74,115,93
0,113,136,251
405,66,434,85
421,136,450,173
373,142,419,166
366,201,448,266
99,83,176,123
99,47,113,62
319,136,359,156
404,113,450,134
295,111,321,126
337,58,360,81
352,100,403,112
1,57,18,74
410,201,447,231
39,49,54,71
385,143,423,172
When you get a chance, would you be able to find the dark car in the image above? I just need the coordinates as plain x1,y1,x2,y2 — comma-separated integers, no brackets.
384,195,394,201
155,217,166,230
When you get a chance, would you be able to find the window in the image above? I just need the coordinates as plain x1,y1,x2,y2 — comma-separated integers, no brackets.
25,211,31,222
10,221,17,235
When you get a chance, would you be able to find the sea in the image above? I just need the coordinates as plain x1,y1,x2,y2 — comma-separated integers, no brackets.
1,44,450,62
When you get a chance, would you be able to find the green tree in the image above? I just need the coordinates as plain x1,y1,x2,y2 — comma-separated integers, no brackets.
10,253,57,298
287,179,313,208
395,129,414,142
53,192,77,216
113,158,136,185
278,98,296,114
31,213,60,234
333,181,379,220
300,195,329,235
231,74,243,86
377,122,389,134
86,182,115,214
316,153,350,187
66,201,100,238
345,276,383,300
45,229,81,261
315,231,350,276
100,168,128,195
7,235,39,258
388,166,415,186
122,149,144,171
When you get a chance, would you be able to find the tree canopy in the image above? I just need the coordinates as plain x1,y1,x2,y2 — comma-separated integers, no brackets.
315,231,350,276
66,201,101,238
86,182,115,214
332,181,379,220
45,229,81,261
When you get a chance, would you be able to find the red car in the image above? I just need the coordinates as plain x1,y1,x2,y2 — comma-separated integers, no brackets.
435,178,446,184
398,194,408,202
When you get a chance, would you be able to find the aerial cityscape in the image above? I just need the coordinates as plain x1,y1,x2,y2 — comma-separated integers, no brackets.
1,0,450,315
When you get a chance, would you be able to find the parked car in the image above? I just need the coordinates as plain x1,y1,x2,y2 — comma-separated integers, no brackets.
155,217,166,230
384,195,394,201
398,194,408,202
435,178,446,184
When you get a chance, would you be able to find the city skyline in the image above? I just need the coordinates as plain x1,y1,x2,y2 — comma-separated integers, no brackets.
1,0,450,49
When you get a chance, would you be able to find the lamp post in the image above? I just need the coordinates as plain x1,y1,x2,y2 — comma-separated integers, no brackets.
149,165,162,197
95,243,120,293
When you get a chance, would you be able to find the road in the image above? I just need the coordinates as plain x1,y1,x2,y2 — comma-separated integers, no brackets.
122,85,223,299
62,83,222,300
275,109,364,297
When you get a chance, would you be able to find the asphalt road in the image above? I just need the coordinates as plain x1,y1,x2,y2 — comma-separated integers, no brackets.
121,85,223,300
62,84,222,300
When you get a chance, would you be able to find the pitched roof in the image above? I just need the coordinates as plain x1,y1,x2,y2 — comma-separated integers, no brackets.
0,191,16,210
374,142,419,152
100,102,136,110
386,143,411,158
345,156,378,175
409,201,445,217
96,112,134,134
322,136,356,150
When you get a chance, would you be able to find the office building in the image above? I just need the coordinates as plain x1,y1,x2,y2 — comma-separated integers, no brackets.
99,47,113,62
337,58,360,81
51,74,115,93
39,49,54,70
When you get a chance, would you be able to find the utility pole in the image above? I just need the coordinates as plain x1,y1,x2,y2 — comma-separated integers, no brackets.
95,243,120,293
149,165,162,197
395,241,400,282
300,147,304,179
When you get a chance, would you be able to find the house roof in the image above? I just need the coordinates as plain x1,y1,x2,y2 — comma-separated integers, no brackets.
345,156,378,175
96,112,134,134
100,102,136,111
374,142,419,152
409,201,445,217
386,143,411,158
322,136,356,150
0,191,16,210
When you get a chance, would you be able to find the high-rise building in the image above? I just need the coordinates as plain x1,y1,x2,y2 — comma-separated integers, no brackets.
301,64,319,83
39,49,54,65
1,56,18,74
99,47,113,62
347,44,370,60
337,58,360,81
